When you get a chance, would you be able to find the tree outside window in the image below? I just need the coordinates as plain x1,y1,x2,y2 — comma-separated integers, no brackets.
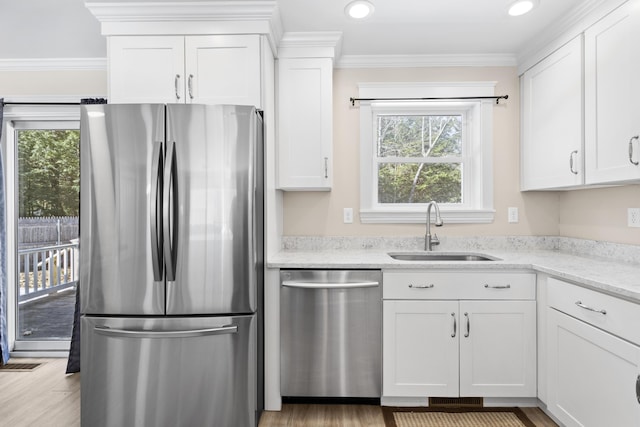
376,114,463,205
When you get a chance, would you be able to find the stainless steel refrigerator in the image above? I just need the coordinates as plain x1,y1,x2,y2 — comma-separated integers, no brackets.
79,104,263,427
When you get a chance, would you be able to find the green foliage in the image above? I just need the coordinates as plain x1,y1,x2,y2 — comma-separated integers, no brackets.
17,129,80,217
377,114,462,204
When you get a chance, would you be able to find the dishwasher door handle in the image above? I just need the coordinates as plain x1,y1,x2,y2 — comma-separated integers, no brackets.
281,281,379,289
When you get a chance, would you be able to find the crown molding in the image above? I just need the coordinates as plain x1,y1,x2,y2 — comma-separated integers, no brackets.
84,1,283,54
0,58,107,71
85,0,280,22
277,31,343,59
336,53,517,69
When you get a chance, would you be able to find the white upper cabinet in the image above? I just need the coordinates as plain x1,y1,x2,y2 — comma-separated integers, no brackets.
109,35,262,108
277,57,333,190
275,32,341,191
185,35,261,106
584,0,640,184
109,36,185,104
521,36,583,190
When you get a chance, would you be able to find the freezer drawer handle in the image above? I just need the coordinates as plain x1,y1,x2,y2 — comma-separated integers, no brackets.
281,281,379,289
93,324,238,339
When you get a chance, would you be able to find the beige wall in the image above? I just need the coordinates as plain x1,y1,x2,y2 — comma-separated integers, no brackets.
0,70,107,96
558,186,640,245
283,66,560,237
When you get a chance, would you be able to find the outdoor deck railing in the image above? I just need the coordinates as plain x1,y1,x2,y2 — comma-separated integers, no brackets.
18,242,78,303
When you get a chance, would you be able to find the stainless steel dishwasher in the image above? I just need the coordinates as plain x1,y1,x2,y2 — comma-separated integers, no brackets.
280,269,382,398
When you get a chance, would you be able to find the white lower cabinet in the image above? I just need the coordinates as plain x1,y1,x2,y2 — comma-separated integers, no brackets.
547,278,640,426
382,271,537,400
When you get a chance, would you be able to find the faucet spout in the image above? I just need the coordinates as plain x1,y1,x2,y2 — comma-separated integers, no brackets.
425,201,444,251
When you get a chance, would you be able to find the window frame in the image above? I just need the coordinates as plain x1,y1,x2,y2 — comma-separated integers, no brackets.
358,82,496,224
1,100,81,355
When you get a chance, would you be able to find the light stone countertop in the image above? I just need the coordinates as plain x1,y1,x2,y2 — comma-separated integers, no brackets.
267,236,640,303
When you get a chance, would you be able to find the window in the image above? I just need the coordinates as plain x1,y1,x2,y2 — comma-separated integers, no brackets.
359,83,495,223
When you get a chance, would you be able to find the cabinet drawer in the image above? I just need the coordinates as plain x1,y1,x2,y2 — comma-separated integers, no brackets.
547,277,640,345
383,271,535,300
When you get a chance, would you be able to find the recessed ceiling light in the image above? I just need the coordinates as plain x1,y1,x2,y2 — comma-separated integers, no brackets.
345,0,375,19
508,0,538,16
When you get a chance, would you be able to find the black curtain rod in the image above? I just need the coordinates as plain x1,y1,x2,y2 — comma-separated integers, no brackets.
2,102,81,106
2,98,107,106
349,95,508,106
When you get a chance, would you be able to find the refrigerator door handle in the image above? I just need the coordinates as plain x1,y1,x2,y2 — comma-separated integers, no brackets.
150,140,164,281
93,324,238,339
163,140,179,281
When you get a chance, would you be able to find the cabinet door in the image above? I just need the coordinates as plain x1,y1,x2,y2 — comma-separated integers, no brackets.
585,0,640,184
185,35,261,108
109,36,185,103
383,300,459,397
277,57,333,191
547,308,640,427
459,300,537,397
521,36,583,190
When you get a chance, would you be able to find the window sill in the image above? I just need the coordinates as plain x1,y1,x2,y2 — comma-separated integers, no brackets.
359,209,495,224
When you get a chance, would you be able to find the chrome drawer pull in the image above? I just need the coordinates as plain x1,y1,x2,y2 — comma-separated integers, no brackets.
636,374,640,404
484,284,511,289
409,284,434,289
575,301,607,315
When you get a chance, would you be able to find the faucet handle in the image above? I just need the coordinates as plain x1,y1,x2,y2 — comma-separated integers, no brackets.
432,234,440,245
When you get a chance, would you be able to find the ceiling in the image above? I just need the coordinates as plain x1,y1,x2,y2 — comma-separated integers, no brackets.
277,0,587,57
0,0,603,63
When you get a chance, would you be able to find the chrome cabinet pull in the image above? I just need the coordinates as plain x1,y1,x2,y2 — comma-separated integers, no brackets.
569,150,579,174
324,157,329,178
174,74,181,100
484,284,511,289
464,312,470,337
636,374,640,404
575,301,607,315
188,74,194,100
408,284,434,289
451,313,456,338
629,136,639,166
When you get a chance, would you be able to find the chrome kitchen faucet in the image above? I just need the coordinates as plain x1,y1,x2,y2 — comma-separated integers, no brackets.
425,201,444,251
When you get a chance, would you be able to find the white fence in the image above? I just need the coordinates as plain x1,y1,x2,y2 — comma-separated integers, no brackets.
18,242,78,303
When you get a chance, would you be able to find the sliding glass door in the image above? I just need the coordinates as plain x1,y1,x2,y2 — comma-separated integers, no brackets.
12,120,79,351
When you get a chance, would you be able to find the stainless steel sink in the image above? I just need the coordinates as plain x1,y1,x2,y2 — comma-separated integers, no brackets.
388,252,500,261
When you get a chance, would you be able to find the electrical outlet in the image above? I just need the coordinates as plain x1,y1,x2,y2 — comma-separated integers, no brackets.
508,207,519,223
628,208,640,228
343,208,353,224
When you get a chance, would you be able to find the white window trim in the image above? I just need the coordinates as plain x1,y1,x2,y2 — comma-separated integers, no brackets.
359,82,496,224
1,98,81,355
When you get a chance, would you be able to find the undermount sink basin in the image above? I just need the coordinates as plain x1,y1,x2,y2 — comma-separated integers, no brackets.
388,252,500,262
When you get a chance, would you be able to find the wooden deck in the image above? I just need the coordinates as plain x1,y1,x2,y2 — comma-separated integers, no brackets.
18,287,77,340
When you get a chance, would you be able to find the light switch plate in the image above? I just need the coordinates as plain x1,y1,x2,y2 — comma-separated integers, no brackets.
343,208,353,224
508,207,519,223
628,208,640,227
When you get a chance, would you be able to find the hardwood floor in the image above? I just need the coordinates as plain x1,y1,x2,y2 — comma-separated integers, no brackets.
258,405,559,427
0,358,558,427
0,358,80,427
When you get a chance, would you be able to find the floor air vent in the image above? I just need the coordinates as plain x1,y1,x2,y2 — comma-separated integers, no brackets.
0,363,42,372
428,397,483,407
